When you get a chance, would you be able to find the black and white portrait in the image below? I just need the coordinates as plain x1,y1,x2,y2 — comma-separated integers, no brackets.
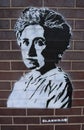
7,7,73,108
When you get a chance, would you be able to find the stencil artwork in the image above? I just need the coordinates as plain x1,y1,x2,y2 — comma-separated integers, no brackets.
7,7,73,108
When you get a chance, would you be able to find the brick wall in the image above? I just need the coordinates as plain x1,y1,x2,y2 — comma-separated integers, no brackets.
0,0,84,130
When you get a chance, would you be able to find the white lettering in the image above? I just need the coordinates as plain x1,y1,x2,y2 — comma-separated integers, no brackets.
42,118,68,123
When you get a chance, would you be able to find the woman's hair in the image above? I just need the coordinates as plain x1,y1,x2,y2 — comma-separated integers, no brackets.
14,7,72,63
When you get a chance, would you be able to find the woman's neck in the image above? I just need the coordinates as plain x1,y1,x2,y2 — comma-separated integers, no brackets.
36,62,56,75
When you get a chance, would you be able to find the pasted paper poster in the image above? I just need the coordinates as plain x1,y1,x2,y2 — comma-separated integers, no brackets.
7,7,73,108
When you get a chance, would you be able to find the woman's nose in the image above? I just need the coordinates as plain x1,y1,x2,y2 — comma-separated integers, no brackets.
28,44,37,57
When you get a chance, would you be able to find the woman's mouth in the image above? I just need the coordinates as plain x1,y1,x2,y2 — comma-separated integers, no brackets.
26,58,39,67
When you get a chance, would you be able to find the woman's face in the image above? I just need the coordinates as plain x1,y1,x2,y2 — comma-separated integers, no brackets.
18,25,46,70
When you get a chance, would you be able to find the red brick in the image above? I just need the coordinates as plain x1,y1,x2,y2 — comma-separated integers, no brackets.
72,99,84,107
0,9,22,18
0,20,10,29
0,117,12,124
74,41,84,50
0,108,26,116
68,116,84,123
0,72,22,80
63,51,84,60
0,51,21,60
55,125,80,130
27,109,54,116
55,108,81,115
0,62,10,70
0,31,15,40
72,62,84,70
83,109,84,115
0,82,11,90
72,81,84,90
0,91,10,99
11,41,20,50
0,41,10,50
73,31,84,40
0,0,10,7
73,90,84,98
75,20,84,29
1,125,27,130
76,0,84,7
11,0,42,7
14,117,39,124
44,0,74,7
82,125,84,130
58,9,84,19
69,72,84,80
28,125,53,130
11,61,27,70
58,61,71,70
11,19,17,30
0,99,6,107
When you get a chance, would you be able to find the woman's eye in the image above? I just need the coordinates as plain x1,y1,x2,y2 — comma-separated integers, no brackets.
24,41,29,46
23,39,29,46
37,39,45,46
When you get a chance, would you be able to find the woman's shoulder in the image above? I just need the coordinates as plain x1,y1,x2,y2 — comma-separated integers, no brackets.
45,67,69,81
43,67,72,90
